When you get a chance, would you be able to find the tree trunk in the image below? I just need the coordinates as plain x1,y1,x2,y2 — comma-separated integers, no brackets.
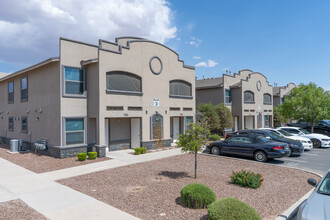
311,121,315,133
194,148,197,179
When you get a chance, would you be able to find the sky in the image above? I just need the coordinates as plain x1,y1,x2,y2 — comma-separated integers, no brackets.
0,0,329,90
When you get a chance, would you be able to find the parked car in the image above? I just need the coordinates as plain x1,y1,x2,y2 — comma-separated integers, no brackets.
206,133,291,162
287,120,330,137
278,127,330,148
227,129,304,156
296,168,330,220
273,129,313,150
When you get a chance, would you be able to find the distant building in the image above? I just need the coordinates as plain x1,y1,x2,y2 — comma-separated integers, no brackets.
273,83,296,107
0,37,195,158
196,70,274,131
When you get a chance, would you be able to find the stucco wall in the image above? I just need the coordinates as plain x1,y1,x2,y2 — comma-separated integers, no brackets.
196,88,223,106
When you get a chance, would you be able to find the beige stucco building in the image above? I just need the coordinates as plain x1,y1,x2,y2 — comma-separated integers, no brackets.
196,70,273,131
0,37,195,157
273,83,296,107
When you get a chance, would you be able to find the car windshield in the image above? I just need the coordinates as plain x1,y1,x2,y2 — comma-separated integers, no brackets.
322,120,330,126
277,129,294,137
318,172,330,196
268,131,283,140
299,128,310,134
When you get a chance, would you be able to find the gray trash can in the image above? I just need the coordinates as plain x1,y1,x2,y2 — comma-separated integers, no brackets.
10,139,19,152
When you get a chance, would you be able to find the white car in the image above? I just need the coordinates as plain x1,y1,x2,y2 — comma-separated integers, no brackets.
275,129,313,150
278,127,330,148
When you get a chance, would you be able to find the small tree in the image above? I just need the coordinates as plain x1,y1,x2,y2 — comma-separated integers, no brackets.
215,104,233,136
177,122,210,179
197,103,220,131
273,106,289,127
279,83,330,132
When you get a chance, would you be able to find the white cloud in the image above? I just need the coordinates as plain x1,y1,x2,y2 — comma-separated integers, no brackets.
207,60,218,67
192,56,201,59
195,62,207,67
0,0,177,64
185,36,202,47
195,59,218,68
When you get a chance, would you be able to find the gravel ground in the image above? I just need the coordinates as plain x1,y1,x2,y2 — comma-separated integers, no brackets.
0,144,109,173
0,199,47,220
58,153,320,220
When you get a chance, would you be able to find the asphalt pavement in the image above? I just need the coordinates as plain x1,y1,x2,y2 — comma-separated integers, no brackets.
267,147,330,175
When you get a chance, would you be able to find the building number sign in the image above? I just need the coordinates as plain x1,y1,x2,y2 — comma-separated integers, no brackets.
153,98,160,107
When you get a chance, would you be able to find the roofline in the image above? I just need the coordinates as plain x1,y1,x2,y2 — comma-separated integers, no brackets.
60,37,99,48
0,57,60,82
81,58,99,66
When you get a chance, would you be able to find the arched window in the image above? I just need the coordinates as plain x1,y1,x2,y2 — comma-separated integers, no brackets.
106,71,142,94
263,93,272,104
169,80,192,98
244,91,254,103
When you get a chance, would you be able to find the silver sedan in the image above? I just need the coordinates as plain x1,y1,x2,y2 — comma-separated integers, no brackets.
297,168,330,220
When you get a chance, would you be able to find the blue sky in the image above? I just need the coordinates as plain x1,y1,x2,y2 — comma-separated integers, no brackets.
0,0,329,90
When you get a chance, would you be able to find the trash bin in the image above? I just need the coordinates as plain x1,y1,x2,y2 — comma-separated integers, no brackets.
10,139,19,152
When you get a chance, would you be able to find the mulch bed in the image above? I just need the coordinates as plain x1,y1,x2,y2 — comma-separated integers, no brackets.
58,153,320,220
0,199,47,220
0,144,109,173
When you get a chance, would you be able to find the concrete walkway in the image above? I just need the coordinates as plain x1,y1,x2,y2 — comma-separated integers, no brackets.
41,148,183,181
0,148,184,220
0,157,140,220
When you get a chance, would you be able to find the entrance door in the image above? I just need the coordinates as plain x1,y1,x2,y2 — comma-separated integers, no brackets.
131,118,141,148
245,116,254,129
173,118,180,139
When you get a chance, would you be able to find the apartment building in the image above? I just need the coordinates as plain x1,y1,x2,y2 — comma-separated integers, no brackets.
0,37,195,158
196,70,273,131
273,83,296,107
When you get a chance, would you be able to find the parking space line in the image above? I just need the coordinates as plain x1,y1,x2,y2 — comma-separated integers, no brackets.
303,153,319,156
280,158,308,163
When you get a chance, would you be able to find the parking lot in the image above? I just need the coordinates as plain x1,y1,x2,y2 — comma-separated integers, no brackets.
267,147,330,176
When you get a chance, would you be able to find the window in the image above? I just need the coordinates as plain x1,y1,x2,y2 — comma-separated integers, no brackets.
263,93,272,104
106,71,142,94
21,76,28,101
225,89,231,104
281,97,285,103
228,137,252,144
8,117,14,132
264,115,270,128
64,67,85,95
21,116,28,133
169,80,192,97
244,91,254,103
65,118,85,145
8,81,14,103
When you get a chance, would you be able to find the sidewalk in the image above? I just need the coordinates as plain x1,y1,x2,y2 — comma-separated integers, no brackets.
0,157,139,220
41,148,183,181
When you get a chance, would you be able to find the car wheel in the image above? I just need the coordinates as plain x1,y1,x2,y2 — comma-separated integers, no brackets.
211,146,221,155
254,151,268,162
311,139,321,148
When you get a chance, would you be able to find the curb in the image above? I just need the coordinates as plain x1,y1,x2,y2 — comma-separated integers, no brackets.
200,151,324,219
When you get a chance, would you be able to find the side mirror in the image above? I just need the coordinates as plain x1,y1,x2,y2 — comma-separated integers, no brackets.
307,178,317,187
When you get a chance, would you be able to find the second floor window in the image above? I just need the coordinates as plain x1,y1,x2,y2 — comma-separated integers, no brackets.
64,67,85,95
244,91,254,103
225,89,231,104
106,71,142,94
21,76,28,102
263,93,272,104
8,81,14,103
169,80,192,97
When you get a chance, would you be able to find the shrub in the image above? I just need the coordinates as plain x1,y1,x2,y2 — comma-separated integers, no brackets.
209,134,221,141
140,147,147,154
208,197,262,220
134,148,141,155
88,152,97,160
77,153,87,161
230,170,264,189
180,183,216,209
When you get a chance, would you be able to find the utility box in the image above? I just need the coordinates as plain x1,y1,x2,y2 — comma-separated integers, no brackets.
10,139,19,152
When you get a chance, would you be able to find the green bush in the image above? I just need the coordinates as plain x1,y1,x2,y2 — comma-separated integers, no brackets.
180,183,216,209
88,152,97,160
134,148,141,155
140,147,147,154
208,197,262,220
230,170,264,189
77,153,87,161
209,134,221,141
